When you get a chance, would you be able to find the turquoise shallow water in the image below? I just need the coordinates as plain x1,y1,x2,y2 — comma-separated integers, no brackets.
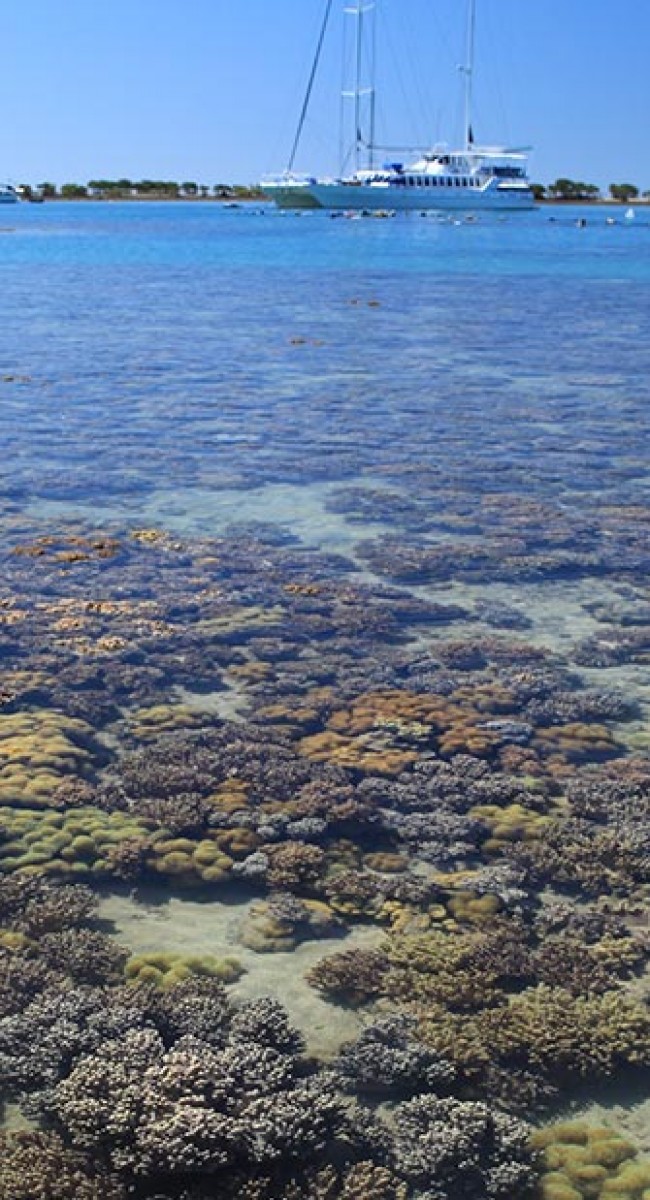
1,200,649,526
3,200,650,1195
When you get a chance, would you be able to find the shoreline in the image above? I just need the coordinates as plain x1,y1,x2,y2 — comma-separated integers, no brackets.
19,193,649,207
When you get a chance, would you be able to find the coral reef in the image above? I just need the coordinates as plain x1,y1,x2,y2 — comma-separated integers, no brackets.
305,947,390,1005
240,895,342,952
1,498,649,1195
0,1131,126,1200
0,805,158,877
532,1121,650,1200
331,1014,456,1098
124,951,244,988
393,1095,537,1198
36,1024,372,1182
0,710,105,808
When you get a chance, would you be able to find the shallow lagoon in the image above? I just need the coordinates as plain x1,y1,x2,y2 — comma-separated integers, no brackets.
2,201,650,1199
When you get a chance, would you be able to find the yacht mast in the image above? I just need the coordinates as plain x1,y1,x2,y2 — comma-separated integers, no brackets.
461,0,476,150
287,0,334,173
343,0,376,173
354,0,364,171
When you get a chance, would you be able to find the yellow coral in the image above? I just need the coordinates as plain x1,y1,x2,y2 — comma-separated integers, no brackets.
0,805,157,877
0,709,100,808
125,951,243,987
540,1176,582,1200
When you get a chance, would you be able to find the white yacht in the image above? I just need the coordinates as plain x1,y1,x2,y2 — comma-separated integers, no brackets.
263,0,534,213
0,184,17,204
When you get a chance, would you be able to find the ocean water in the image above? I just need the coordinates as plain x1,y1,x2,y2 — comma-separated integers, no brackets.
2,200,650,1191
1,201,649,524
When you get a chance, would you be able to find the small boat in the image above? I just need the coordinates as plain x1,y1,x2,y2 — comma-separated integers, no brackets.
262,0,534,213
0,184,17,205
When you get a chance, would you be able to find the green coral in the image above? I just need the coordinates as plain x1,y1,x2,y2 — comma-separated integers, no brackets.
125,951,244,988
147,835,234,885
0,806,157,877
0,709,103,808
532,1121,650,1200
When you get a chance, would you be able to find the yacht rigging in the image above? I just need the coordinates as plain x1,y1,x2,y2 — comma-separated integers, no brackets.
262,0,534,212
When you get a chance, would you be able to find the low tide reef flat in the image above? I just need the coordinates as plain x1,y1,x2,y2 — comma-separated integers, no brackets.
1,202,650,1199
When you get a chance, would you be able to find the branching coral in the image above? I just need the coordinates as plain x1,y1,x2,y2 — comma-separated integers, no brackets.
415,986,650,1111
331,1013,456,1098
39,928,128,984
0,1131,126,1200
39,1026,383,1184
393,1095,537,1198
305,947,390,1005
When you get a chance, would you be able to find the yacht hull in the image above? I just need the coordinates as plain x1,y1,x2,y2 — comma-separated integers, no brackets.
305,182,534,211
262,184,323,210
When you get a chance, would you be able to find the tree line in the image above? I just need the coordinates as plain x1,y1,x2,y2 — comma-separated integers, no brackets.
17,180,265,201
532,179,649,203
15,177,650,204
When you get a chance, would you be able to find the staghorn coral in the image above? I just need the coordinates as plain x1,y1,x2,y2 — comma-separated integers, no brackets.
415,986,650,1111
530,934,645,995
508,819,649,896
382,928,511,1012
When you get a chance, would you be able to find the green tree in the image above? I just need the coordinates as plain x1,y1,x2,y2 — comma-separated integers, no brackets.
181,181,198,196
37,182,57,198
531,183,546,202
609,182,639,202
548,178,599,201
87,180,114,195
61,183,88,199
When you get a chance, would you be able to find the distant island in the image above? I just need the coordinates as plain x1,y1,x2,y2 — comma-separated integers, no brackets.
15,181,266,202
14,177,650,204
532,179,649,204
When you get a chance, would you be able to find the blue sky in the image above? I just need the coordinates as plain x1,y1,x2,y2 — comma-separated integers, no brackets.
1,0,648,190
